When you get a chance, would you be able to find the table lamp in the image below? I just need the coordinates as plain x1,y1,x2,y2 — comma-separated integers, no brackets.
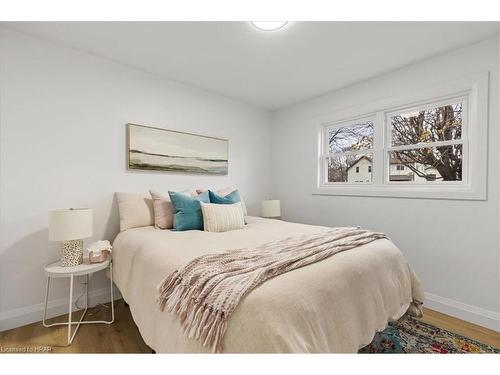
261,200,281,218
49,208,93,267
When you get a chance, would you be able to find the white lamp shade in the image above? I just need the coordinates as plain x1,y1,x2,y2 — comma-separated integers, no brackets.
261,200,281,218
49,208,93,241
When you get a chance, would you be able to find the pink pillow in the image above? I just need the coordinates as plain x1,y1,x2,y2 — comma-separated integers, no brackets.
149,189,200,229
149,189,174,229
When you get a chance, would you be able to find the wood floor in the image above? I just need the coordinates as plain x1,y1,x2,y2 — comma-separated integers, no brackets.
0,300,151,353
0,300,498,353
419,308,499,349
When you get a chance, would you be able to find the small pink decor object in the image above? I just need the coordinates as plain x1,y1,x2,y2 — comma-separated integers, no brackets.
87,240,112,264
89,249,110,263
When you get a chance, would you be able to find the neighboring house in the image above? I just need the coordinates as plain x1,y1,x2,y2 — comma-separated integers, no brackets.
347,156,441,183
346,156,372,183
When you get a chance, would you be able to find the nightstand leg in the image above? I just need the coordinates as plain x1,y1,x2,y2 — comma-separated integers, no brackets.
42,276,51,327
68,274,74,345
86,274,89,309
110,262,115,323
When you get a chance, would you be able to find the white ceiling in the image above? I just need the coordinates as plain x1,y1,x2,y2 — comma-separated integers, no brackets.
4,22,500,110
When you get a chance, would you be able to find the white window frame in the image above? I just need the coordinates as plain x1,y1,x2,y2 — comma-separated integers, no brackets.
321,115,376,185
313,72,488,200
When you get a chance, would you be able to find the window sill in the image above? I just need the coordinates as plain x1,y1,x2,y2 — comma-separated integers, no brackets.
312,185,486,201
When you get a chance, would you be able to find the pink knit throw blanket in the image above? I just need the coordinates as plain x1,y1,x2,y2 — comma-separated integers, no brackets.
157,227,386,352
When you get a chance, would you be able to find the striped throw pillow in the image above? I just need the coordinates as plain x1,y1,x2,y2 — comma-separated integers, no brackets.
200,202,245,232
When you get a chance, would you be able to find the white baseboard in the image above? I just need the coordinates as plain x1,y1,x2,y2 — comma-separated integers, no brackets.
424,292,500,332
0,286,122,332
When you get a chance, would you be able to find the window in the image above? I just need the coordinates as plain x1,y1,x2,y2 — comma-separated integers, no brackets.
315,73,488,200
324,119,374,183
387,100,464,184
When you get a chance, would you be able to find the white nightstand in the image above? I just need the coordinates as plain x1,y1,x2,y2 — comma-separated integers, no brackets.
42,257,114,345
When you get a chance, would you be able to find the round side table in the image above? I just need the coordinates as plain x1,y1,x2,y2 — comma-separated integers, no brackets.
42,258,114,345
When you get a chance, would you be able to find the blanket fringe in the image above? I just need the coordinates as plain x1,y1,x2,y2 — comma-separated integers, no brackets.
158,276,228,353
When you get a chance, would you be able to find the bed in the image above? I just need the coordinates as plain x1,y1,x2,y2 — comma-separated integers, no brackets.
112,216,423,353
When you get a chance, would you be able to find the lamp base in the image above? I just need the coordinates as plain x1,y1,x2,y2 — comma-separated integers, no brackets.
60,240,83,267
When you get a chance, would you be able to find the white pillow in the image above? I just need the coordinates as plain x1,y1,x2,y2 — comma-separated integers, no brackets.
200,202,245,232
116,192,154,231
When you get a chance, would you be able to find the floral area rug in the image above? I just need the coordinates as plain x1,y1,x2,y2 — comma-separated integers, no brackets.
359,316,499,353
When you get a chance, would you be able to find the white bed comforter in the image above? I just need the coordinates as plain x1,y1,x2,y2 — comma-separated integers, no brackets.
112,217,423,353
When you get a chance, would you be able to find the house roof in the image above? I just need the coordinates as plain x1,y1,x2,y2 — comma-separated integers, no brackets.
346,155,372,171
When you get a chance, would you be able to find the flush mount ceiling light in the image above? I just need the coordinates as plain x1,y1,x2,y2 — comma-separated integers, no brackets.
250,21,288,32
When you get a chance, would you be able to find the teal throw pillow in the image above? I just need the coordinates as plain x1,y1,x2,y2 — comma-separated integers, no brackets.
168,190,210,231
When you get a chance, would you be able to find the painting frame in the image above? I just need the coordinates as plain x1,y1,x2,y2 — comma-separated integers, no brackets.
126,123,229,175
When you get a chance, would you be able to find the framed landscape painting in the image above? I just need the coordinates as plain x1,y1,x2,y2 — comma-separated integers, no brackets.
127,123,228,175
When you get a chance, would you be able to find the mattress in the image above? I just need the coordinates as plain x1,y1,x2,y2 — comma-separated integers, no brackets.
112,216,423,353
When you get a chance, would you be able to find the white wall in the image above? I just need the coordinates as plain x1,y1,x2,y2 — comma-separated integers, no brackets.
270,37,500,331
0,28,272,330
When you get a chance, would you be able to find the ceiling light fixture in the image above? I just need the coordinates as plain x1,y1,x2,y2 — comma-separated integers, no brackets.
250,21,288,32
